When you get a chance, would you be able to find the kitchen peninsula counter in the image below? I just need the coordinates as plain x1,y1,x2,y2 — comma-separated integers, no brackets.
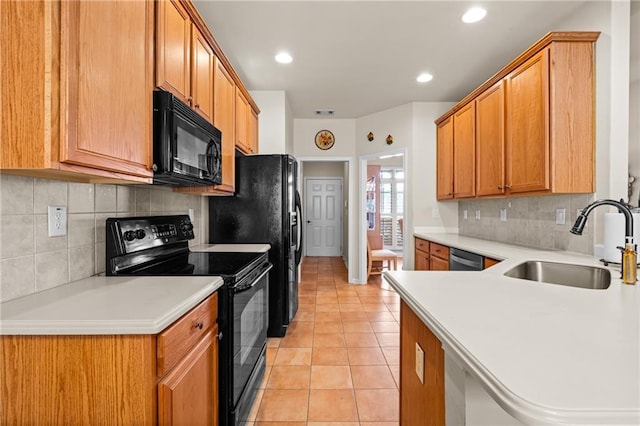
386,234,640,425
0,275,223,335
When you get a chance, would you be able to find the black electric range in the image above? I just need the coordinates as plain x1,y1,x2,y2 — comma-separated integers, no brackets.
105,215,271,426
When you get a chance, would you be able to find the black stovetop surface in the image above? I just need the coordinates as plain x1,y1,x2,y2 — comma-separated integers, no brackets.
118,251,267,283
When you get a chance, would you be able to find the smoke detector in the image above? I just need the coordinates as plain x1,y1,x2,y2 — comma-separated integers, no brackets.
314,109,335,116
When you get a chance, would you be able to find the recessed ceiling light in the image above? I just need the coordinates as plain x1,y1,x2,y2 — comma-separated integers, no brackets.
416,73,433,83
462,7,487,24
275,52,293,64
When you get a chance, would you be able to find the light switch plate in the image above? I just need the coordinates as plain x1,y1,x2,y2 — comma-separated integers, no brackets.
432,208,440,219
475,209,481,220
48,206,67,237
463,209,468,220
500,208,507,222
556,208,566,225
415,343,425,384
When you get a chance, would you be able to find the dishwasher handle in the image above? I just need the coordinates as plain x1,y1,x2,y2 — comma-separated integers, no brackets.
450,253,483,270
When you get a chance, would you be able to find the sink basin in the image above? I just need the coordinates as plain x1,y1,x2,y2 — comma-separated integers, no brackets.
503,261,611,289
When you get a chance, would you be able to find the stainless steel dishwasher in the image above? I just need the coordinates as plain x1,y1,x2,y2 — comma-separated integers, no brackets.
449,247,484,271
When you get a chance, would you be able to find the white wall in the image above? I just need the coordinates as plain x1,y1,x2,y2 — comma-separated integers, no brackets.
250,90,293,154
629,1,640,206
293,119,357,157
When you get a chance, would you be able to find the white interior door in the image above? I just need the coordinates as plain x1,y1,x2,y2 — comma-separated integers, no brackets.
305,178,342,257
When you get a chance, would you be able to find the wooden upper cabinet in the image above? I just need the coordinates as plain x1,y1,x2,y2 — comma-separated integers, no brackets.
436,117,454,200
60,0,153,178
249,108,259,154
235,88,251,154
1,0,153,183
505,49,550,194
156,0,191,105
476,81,505,196
191,24,215,122
434,32,598,200
156,0,214,123
452,103,475,198
213,57,236,192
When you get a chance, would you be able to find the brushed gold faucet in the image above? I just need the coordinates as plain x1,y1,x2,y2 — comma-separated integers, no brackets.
571,199,637,285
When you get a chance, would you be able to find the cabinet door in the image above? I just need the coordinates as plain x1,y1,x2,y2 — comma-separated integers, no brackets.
213,56,236,192
235,88,250,153
158,327,218,426
415,249,430,271
191,24,214,123
452,103,475,198
400,301,445,425
249,108,259,154
156,0,191,105
476,81,505,197
430,256,449,271
505,49,550,194
60,0,153,179
436,117,454,200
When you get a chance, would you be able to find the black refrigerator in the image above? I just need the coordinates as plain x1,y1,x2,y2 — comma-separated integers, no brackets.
209,154,302,337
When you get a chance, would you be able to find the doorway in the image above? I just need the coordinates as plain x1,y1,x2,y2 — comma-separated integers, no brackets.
305,178,343,257
360,150,407,282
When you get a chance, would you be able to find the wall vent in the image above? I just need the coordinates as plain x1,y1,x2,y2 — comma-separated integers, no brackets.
314,109,335,116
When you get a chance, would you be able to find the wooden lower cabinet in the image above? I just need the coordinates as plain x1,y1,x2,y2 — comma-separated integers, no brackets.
400,300,445,425
430,256,449,271
0,293,219,425
484,257,501,269
159,326,218,426
414,238,449,271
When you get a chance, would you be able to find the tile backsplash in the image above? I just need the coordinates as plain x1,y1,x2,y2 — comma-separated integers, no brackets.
0,174,207,302
458,194,596,255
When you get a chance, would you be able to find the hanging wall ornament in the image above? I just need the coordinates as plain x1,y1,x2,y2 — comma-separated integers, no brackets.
386,134,394,145
367,132,374,142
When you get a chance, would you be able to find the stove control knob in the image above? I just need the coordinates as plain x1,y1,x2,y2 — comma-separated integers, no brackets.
181,223,193,233
123,231,136,242
135,229,146,240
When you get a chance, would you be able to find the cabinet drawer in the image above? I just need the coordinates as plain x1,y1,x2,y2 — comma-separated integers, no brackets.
430,243,449,260
415,238,430,253
157,292,218,377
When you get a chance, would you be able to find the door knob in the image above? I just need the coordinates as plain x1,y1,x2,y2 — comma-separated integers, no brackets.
307,220,311,224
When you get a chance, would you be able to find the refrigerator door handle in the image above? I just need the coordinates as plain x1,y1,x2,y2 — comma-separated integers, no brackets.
294,190,303,266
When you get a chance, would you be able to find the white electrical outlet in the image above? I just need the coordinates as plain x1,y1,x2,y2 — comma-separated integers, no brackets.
463,209,468,220
48,206,67,237
188,208,195,223
475,209,481,220
432,208,440,219
500,208,507,222
415,343,425,384
556,208,566,225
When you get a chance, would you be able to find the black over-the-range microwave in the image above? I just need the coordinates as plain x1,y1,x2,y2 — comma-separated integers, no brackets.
153,90,222,186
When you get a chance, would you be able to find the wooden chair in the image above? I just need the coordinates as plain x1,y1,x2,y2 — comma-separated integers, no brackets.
367,235,398,280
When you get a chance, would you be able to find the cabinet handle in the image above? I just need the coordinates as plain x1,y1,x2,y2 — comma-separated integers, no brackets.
194,104,200,109
497,185,503,190
505,184,511,189
217,331,223,341
187,96,193,103
194,321,204,329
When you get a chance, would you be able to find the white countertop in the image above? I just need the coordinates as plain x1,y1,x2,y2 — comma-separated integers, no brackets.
0,276,223,335
385,233,640,425
191,243,271,253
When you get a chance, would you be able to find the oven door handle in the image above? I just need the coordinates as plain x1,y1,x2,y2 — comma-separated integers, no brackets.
234,263,273,294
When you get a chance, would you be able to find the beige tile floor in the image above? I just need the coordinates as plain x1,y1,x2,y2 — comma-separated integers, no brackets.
244,256,401,426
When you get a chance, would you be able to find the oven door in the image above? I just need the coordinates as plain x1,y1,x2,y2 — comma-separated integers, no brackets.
232,263,271,406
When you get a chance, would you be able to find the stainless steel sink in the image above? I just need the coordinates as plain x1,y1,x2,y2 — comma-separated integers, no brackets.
503,261,611,289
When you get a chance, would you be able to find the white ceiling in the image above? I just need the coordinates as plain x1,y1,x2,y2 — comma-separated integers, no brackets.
194,1,595,119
